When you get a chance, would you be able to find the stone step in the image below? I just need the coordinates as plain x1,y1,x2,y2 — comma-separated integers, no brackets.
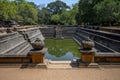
0,41,26,55
0,63,47,68
0,63,22,68
20,63,47,69
79,63,100,68
15,44,32,56
49,61,72,64
88,63,100,68
0,35,25,53
47,64,73,69
47,60,78,69
100,65,120,68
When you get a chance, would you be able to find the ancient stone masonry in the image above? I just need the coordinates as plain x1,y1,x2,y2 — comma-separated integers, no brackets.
18,28,44,43
62,26,77,38
0,27,45,63
55,26,62,39
100,27,120,34
29,38,47,63
74,26,120,62
40,27,55,38
80,38,96,63
74,27,120,53
40,25,77,38
0,32,32,63
0,25,120,63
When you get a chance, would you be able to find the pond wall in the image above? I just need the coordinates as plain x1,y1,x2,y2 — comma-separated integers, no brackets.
0,25,120,63
74,26,120,63
40,25,77,38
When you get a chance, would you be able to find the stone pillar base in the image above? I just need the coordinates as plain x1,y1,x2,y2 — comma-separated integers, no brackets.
80,48,96,63
29,48,47,63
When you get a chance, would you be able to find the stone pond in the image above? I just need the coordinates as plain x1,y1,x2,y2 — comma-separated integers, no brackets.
45,39,80,61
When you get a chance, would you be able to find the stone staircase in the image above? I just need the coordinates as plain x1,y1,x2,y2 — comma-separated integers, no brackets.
0,32,32,57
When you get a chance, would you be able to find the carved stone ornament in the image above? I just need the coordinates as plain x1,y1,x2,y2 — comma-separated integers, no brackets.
31,38,45,50
82,37,94,50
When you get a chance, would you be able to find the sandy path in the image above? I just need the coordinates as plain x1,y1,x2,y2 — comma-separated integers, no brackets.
0,68,120,80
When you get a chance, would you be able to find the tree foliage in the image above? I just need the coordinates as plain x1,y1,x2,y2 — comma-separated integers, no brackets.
16,1,38,24
94,0,120,26
38,8,51,25
41,0,78,25
76,0,120,26
0,0,38,25
1,0,119,26
47,0,69,15
60,4,78,25
0,0,17,21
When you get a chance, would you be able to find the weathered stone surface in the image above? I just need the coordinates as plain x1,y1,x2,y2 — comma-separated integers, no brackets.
31,38,45,50
18,28,45,43
74,26,120,63
40,26,77,38
82,38,94,50
40,27,55,38
0,32,32,57
74,27,120,53
29,48,47,63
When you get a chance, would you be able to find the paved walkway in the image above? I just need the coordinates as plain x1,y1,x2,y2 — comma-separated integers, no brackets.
0,67,120,80
47,61,78,69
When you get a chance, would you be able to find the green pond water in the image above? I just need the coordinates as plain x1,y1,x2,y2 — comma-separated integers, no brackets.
45,39,80,61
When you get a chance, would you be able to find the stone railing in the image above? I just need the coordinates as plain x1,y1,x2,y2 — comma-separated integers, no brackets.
0,32,32,58
0,25,45,63
100,27,120,34
18,27,44,43
0,25,40,35
74,26,120,63
74,27,120,53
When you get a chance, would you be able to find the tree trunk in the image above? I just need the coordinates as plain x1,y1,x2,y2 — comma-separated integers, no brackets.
109,21,111,27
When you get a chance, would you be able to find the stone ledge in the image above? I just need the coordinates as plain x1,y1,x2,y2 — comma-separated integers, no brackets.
29,48,47,55
95,52,120,57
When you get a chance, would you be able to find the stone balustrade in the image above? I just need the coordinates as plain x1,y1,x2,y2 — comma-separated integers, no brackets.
0,26,45,63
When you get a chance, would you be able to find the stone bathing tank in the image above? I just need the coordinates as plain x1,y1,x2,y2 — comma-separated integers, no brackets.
0,25,120,64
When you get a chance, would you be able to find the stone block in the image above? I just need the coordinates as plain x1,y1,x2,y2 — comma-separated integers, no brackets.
81,53,95,63
80,49,96,63
29,48,47,63
0,32,32,59
19,28,45,43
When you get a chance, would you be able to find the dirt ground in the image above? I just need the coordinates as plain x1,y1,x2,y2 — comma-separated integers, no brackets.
0,67,120,80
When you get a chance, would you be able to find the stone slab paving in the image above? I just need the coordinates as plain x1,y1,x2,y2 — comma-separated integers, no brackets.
46,61,78,69
0,67,120,80
47,63,73,69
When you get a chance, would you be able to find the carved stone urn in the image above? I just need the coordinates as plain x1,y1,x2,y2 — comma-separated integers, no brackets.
82,37,94,50
31,38,45,50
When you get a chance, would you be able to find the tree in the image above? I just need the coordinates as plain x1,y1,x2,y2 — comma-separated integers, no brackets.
60,4,78,25
76,0,120,26
94,0,120,26
51,14,61,24
68,4,78,25
0,0,17,21
47,0,69,15
0,0,38,25
38,8,51,25
16,0,38,24
50,4,78,25
76,0,102,25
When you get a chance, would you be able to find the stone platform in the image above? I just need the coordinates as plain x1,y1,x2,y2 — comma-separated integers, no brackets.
0,27,45,63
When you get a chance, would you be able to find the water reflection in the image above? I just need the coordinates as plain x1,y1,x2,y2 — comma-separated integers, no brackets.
45,39,80,61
